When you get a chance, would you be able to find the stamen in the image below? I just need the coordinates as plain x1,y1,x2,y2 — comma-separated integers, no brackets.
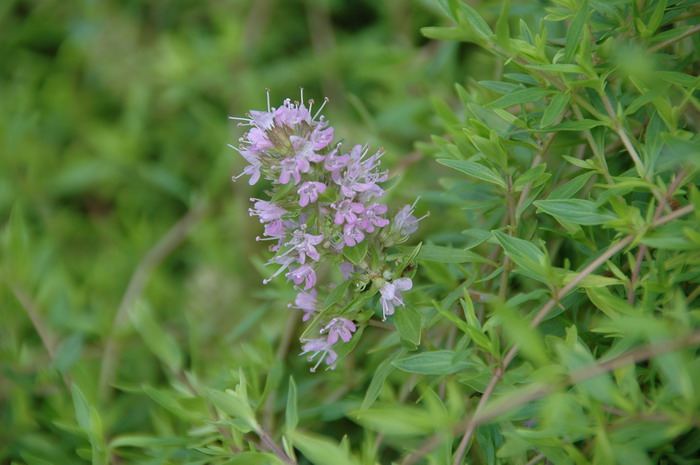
313,97,329,120
265,88,271,112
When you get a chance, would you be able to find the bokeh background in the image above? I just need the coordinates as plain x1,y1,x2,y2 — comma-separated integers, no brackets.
0,0,480,460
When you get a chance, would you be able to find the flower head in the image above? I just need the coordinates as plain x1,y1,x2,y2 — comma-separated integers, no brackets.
301,338,338,372
289,289,318,322
379,278,413,320
321,317,357,344
298,181,327,207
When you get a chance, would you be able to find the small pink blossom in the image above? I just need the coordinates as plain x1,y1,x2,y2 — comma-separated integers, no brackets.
300,338,337,372
358,203,389,232
333,200,365,225
321,318,357,344
298,182,327,207
342,223,365,247
287,263,317,290
289,290,318,322
379,278,413,320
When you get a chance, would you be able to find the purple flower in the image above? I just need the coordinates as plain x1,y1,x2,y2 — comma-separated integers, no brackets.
249,199,286,223
300,338,338,372
288,289,318,322
324,150,350,175
358,203,389,232
339,262,355,280
394,200,428,236
230,147,263,185
277,156,309,185
379,278,413,320
342,223,365,247
274,99,311,128
321,318,357,344
245,127,274,152
310,125,334,150
333,200,365,225
282,228,324,263
249,109,275,130
287,263,317,290
298,181,327,207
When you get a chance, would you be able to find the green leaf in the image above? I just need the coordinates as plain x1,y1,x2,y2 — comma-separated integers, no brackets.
549,119,607,131
393,350,475,375
361,349,407,409
288,432,358,465
497,304,550,366
534,199,616,225
548,171,595,199
206,388,259,432
285,377,298,433
413,243,494,265
540,93,570,128
350,405,442,436
143,386,205,423
343,239,368,266
491,230,547,278
564,0,589,62
437,159,507,189
421,26,474,42
455,3,494,40
486,88,553,109
513,164,549,192
129,300,182,373
394,305,422,346
223,452,286,465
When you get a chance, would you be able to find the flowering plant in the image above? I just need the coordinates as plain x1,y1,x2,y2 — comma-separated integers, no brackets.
231,91,425,370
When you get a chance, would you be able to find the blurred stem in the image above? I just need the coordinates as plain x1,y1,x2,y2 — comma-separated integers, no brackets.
524,453,546,465
98,200,208,400
628,168,687,304
10,284,72,388
263,309,300,430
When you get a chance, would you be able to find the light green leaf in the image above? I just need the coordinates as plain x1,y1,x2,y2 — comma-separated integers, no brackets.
393,350,475,375
540,93,570,128
486,88,553,109
534,199,616,225
285,377,298,433
437,159,507,189
394,305,422,346
288,432,358,465
129,300,182,373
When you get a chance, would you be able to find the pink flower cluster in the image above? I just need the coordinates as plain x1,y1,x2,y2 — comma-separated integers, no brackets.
231,91,424,371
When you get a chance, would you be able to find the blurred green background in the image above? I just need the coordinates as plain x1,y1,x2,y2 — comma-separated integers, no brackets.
0,0,476,460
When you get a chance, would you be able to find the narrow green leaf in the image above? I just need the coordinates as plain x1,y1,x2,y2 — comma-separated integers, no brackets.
288,432,358,465
455,3,494,40
548,171,595,199
437,159,507,189
393,350,475,375
540,93,570,127
534,199,616,225
394,306,422,346
362,349,407,409
343,239,368,266
285,377,298,432
513,164,549,192
486,88,553,109
413,243,493,265
564,0,589,63
129,300,182,373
